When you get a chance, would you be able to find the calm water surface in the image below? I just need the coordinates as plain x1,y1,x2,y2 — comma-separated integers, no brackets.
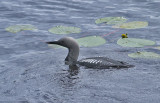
0,0,160,103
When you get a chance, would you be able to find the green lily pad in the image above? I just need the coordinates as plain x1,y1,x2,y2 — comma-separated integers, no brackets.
48,26,81,34
76,36,106,47
117,38,155,47
113,21,148,29
154,46,160,50
128,52,160,59
95,17,127,25
6,24,37,33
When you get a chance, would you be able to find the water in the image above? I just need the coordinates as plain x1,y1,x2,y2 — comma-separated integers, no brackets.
0,0,160,103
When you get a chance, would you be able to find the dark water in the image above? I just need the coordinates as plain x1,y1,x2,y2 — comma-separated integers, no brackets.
0,0,160,103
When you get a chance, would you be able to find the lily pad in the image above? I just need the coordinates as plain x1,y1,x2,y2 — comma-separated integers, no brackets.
128,52,160,59
76,36,106,47
154,46,160,50
113,21,148,29
6,24,37,33
117,38,155,47
95,17,127,25
48,26,81,34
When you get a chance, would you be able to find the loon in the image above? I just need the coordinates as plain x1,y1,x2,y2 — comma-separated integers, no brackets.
46,37,134,69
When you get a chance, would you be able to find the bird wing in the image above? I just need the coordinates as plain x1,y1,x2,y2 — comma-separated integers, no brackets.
78,57,133,69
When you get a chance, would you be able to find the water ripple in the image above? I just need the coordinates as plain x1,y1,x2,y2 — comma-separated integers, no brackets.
0,0,160,102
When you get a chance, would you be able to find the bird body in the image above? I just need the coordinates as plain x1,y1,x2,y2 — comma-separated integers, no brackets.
46,37,134,69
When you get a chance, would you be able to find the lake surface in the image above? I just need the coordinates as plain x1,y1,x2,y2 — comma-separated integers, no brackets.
0,0,160,103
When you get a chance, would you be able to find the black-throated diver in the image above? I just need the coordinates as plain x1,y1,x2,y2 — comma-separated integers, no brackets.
46,37,134,69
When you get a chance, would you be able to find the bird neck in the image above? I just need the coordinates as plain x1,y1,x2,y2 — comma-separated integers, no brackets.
65,47,79,65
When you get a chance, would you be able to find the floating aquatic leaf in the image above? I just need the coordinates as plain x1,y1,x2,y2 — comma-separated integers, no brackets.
154,46,160,50
117,38,155,47
76,36,106,47
95,17,127,25
6,24,37,33
48,26,81,34
113,21,148,29
128,52,160,59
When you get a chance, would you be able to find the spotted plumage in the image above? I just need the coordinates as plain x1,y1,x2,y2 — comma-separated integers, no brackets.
78,57,131,69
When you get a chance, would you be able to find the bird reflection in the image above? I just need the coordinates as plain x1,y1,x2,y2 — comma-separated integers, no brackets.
58,64,79,89
68,64,79,77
